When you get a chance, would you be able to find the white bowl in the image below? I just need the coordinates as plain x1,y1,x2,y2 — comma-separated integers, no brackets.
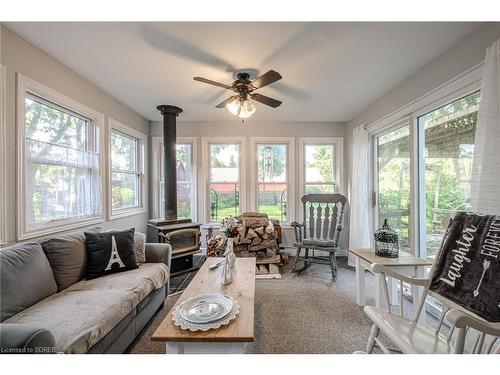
178,293,234,324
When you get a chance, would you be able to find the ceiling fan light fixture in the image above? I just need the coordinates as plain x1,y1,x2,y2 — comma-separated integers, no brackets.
238,99,257,118
226,98,241,115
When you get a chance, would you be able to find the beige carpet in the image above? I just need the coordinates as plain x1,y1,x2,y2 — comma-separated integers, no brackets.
128,258,381,354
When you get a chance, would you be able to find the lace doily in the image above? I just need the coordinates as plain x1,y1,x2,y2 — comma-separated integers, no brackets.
172,300,240,331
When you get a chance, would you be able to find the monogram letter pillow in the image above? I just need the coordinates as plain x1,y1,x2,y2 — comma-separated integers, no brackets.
430,213,500,322
85,229,138,279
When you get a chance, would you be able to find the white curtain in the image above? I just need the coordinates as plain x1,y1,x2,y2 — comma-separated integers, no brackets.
348,125,372,265
471,39,500,215
26,138,102,227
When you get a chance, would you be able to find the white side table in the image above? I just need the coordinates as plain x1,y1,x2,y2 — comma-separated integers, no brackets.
349,248,432,309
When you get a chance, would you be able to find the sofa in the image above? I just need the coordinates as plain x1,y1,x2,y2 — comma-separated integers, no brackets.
0,231,171,354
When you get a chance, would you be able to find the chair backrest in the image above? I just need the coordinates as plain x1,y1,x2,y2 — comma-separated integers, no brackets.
301,194,347,247
378,212,500,353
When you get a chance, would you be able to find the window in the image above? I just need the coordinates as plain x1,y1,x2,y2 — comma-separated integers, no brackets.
17,74,104,240
250,138,294,223
109,118,145,219
374,125,411,252
300,137,343,198
418,91,480,260
152,137,197,221
203,138,245,223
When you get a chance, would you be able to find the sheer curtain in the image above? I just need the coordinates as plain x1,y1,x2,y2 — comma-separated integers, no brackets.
348,125,372,265
471,39,500,215
26,138,102,228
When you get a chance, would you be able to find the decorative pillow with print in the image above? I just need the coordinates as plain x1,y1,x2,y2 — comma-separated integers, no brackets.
85,229,138,279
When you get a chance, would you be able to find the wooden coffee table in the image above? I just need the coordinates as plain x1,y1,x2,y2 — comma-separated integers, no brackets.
151,257,256,354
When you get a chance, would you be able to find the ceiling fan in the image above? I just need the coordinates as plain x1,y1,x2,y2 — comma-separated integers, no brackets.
193,70,283,119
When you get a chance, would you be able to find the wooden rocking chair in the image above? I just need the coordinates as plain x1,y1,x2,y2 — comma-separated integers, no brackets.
361,214,500,354
291,194,347,278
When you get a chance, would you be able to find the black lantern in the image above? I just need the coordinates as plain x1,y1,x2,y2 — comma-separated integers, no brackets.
374,219,399,258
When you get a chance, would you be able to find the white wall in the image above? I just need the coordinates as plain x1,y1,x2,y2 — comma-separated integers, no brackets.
1,27,151,245
344,22,500,248
150,120,349,249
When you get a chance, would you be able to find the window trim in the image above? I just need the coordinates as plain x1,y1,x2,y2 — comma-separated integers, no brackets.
16,73,105,240
108,117,147,220
366,64,483,259
202,137,246,224
249,137,295,224
298,137,344,220
151,136,198,221
0,65,6,245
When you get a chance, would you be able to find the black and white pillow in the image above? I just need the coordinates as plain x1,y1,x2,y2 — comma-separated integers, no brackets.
85,229,138,279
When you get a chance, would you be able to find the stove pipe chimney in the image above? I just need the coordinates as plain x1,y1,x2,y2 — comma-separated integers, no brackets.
157,105,183,221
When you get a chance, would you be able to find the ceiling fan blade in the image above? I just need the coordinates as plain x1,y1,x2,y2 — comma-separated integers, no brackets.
193,77,234,90
250,93,282,108
215,95,240,108
250,70,282,90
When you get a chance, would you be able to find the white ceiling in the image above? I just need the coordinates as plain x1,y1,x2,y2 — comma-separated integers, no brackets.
6,22,480,122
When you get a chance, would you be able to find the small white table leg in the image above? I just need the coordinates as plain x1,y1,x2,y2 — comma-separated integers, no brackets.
374,273,386,310
166,342,184,354
355,257,366,306
166,342,244,354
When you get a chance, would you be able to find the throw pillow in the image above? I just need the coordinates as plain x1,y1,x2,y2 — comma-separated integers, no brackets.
85,229,138,279
41,232,87,291
106,229,146,263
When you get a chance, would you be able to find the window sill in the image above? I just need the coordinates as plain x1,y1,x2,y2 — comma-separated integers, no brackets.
109,207,147,221
18,217,104,241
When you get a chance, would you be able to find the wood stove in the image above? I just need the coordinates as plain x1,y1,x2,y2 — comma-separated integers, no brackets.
148,105,201,276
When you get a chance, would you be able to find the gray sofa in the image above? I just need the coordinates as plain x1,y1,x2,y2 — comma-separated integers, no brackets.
0,231,171,354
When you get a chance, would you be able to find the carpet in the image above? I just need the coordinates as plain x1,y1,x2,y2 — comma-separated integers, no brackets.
127,257,390,354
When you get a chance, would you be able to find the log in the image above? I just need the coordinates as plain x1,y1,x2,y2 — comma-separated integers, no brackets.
254,226,264,235
256,255,281,264
266,248,277,257
246,228,258,239
243,217,269,228
237,212,269,219
268,264,280,274
258,265,269,274
256,251,266,258
251,236,262,246
255,265,260,275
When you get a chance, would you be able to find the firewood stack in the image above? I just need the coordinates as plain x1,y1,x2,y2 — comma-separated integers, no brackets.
206,212,282,277
234,212,281,276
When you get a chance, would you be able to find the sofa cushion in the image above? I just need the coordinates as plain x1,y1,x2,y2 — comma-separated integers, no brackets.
85,229,138,279
40,233,87,291
4,263,169,353
0,243,57,321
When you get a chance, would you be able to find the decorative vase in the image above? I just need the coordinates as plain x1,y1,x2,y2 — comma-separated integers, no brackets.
225,238,236,268
220,256,233,285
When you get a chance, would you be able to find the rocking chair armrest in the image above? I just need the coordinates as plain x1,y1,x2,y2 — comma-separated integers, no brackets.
446,309,500,336
370,263,430,286
290,221,305,243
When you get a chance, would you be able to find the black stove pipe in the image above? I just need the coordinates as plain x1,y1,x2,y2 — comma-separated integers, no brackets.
157,105,183,221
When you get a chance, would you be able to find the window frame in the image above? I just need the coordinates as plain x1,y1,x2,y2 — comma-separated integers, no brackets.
16,73,105,240
202,137,246,224
151,136,197,221
368,64,483,259
298,137,344,219
108,117,146,220
249,137,295,224
0,65,6,245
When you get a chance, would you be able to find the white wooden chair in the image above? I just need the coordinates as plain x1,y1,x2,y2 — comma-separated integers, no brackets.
361,217,500,354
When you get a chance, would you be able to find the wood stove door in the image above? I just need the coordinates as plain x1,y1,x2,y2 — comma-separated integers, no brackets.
161,228,201,257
